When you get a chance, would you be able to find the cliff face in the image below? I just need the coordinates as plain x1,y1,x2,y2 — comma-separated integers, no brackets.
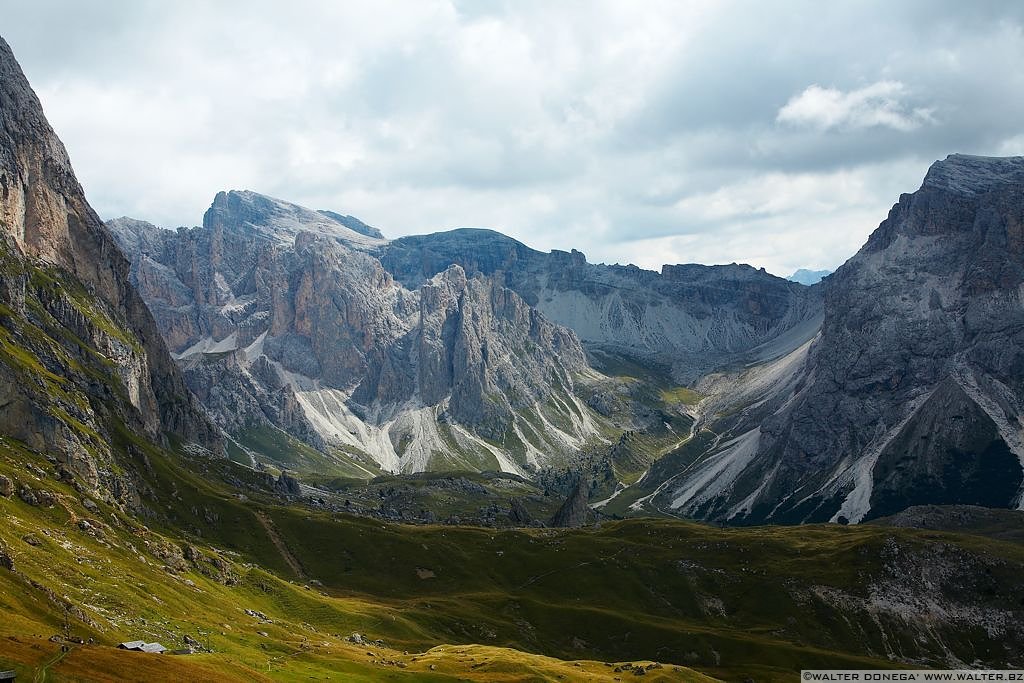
0,37,219,504
378,230,823,383
661,155,1024,523
111,195,599,476
355,263,589,440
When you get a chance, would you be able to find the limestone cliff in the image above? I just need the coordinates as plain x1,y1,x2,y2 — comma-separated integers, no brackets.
0,37,219,505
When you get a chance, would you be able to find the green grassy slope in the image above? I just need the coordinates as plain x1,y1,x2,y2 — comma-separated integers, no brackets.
0,435,711,682
5,429,1023,681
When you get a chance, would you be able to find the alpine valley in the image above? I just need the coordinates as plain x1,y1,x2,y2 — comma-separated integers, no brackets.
1,32,1023,683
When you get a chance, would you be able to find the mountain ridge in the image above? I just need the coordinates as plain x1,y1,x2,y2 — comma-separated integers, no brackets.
109,200,610,477
643,153,1024,524
109,155,1024,526
109,187,821,483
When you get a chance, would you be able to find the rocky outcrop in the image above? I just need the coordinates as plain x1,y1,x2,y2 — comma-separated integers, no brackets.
0,542,12,571
273,471,301,497
549,479,592,528
0,35,219,504
508,498,535,526
872,504,1024,544
660,155,1024,524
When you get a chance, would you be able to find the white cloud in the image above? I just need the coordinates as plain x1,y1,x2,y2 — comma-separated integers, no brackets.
777,81,936,132
591,159,927,276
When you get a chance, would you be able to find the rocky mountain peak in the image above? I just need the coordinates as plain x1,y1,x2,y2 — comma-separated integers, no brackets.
658,153,1024,524
418,264,467,316
381,228,823,383
922,153,1024,196
113,194,601,476
787,268,831,285
1,37,115,293
862,154,1024,257
203,189,385,249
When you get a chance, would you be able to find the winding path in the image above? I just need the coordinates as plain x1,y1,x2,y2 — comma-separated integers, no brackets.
254,511,308,581
33,644,73,683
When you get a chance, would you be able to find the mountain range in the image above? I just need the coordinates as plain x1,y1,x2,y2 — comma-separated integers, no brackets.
107,192,821,486
107,154,1024,529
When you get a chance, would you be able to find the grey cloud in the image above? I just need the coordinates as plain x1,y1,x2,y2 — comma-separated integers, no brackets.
0,0,1022,276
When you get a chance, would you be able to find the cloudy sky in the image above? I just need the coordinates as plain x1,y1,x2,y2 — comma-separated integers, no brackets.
3,1,1024,276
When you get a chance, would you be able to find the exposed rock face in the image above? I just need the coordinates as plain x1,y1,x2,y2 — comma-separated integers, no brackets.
0,36,219,504
203,190,386,249
508,498,534,526
273,471,301,497
379,229,823,382
107,190,389,355
0,542,12,571
111,196,601,475
872,504,1024,544
661,155,1024,523
549,479,592,528
112,192,825,481
355,264,589,442
316,210,384,239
